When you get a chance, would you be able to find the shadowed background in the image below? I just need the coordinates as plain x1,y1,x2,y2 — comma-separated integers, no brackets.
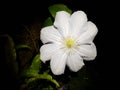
0,0,115,90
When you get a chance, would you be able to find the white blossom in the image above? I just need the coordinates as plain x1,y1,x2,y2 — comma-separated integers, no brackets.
40,11,98,75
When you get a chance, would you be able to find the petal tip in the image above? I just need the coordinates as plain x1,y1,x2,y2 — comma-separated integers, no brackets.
51,68,64,75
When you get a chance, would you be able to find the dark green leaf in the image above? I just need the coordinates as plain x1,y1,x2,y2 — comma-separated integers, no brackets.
16,44,32,51
23,54,41,77
0,34,19,76
40,73,60,87
27,79,55,90
23,53,60,88
48,4,72,18
42,17,53,27
26,73,60,87
30,54,41,72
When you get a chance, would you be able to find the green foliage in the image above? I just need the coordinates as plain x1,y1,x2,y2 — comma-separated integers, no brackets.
0,34,19,76
16,44,32,51
26,72,60,87
0,35,16,61
42,17,53,27
23,54,41,77
48,4,72,18
27,79,55,90
42,4,72,32
23,54,60,89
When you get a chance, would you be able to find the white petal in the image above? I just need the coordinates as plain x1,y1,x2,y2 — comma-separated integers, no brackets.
66,50,84,72
54,11,70,37
77,21,98,44
40,26,62,44
40,44,59,63
78,43,97,60
70,11,87,36
50,49,67,75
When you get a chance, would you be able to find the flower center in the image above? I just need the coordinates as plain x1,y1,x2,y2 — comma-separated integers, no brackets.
66,39,75,48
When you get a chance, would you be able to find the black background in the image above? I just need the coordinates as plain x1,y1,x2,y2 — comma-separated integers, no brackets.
0,0,118,90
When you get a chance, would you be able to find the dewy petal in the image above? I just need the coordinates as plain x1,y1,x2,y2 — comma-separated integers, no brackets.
70,11,87,36
40,26,62,44
77,21,98,44
54,11,70,37
40,44,60,63
67,50,84,72
78,43,97,60
50,49,67,75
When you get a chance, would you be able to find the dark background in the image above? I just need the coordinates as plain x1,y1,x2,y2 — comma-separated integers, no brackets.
0,0,117,90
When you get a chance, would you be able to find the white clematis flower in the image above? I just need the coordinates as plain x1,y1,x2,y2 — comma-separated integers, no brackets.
40,11,98,75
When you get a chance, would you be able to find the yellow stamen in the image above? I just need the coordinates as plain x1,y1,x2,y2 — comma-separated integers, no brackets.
66,39,74,48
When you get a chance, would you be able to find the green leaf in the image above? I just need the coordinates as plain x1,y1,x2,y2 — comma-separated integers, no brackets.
16,44,32,51
0,34,19,76
42,17,53,27
23,53,41,77
41,72,60,87
30,54,41,71
27,78,55,90
26,73,60,87
41,86,54,90
23,53,60,88
48,4,72,18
